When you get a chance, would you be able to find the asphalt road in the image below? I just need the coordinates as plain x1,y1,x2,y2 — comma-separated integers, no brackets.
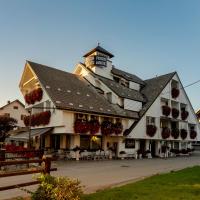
1,152,200,200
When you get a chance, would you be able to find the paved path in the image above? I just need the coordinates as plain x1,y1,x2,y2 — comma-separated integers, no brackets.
1,153,200,200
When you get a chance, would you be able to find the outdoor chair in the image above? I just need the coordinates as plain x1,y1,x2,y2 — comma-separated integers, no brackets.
80,151,88,160
104,150,110,159
94,150,101,160
100,150,105,159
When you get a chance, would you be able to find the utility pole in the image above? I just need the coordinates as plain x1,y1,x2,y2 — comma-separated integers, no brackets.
28,108,32,149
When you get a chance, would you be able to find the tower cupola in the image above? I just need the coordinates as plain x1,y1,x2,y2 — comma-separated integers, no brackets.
83,45,114,79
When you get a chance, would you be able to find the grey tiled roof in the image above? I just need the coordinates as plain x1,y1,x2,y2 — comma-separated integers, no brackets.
140,72,176,117
28,61,139,119
111,67,145,85
83,45,114,58
124,72,176,135
97,75,146,103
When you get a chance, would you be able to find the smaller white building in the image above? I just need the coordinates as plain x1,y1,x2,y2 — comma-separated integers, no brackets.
0,100,29,128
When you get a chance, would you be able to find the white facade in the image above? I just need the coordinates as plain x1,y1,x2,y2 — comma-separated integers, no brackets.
0,100,29,128
18,46,200,159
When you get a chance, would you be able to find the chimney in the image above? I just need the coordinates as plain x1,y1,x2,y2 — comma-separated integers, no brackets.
7,100,11,104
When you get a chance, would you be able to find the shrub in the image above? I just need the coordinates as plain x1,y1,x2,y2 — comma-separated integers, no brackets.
53,177,83,200
31,174,83,200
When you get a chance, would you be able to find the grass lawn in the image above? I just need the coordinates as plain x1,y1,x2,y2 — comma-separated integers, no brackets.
82,166,200,200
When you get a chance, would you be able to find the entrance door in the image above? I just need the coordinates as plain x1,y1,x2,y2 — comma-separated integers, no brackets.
139,140,146,157
151,140,156,157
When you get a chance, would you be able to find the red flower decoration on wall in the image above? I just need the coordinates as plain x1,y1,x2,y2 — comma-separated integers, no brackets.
180,129,187,140
113,122,123,135
88,119,100,134
171,128,179,139
171,88,180,98
181,110,189,120
24,88,43,105
162,127,170,139
146,125,157,137
101,121,114,135
23,111,51,127
162,105,171,116
190,130,197,139
74,119,89,134
172,108,179,119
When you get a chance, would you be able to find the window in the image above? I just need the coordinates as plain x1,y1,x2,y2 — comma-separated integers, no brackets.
174,142,179,149
50,135,60,150
125,139,135,148
75,113,88,120
80,135,102,150
4,113,10,117
80,135,90,150
18,141,24,147
13,106,18,110
113,76,120,83
146,116,155,125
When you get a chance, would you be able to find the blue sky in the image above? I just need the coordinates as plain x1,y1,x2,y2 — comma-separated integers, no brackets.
0,0,200,110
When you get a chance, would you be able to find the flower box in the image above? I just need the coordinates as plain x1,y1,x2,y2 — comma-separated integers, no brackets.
146,125,157,137
88,119,100,134
172,108,179,119
101,121,114,135
190,130,197,139
25,88,43,105
181,110,189,120
24,111,51,127
74,119,89,134
171,128,179,139
162,105,171,116
113,122,123,135
171,88,180,98
180,129,187,140
161,127,170,139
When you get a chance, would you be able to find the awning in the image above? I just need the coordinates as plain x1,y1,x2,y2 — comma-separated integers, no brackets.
8,128,53,141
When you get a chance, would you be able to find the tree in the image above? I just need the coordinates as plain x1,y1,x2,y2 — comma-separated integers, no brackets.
0,116,17,142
